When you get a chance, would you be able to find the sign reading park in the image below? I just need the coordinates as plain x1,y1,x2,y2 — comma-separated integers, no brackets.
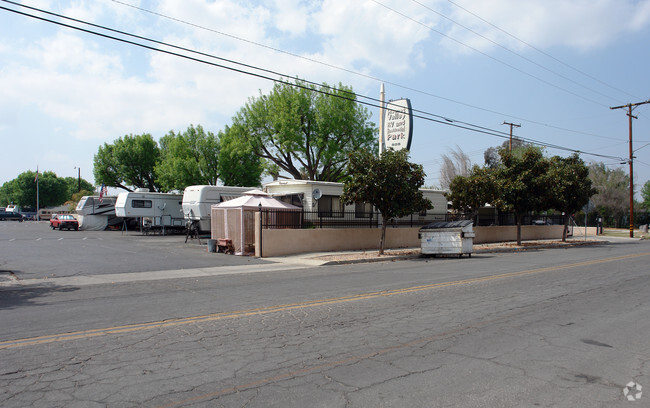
383,98,413,152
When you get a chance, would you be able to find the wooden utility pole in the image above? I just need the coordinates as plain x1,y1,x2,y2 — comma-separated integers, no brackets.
503,121,521,151
610,99,650,238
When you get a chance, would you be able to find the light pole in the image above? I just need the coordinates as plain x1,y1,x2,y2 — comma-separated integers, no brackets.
74,166,81,192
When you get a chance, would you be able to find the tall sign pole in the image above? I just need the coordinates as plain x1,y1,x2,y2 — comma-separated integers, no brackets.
379,83,385,156
610,99,650,238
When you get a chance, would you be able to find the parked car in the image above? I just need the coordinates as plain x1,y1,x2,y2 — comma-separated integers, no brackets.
50,214,79,230
0,211,25,221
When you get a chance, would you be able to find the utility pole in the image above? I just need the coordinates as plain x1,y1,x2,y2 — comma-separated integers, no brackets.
503,121,521,151
379,83,385,156
610,99,650,238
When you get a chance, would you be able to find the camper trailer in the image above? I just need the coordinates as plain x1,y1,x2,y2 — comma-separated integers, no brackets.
115,190,184,232
182,185,253,233
75,196,121,231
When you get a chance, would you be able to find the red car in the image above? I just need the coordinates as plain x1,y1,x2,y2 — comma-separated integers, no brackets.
50,214,79,231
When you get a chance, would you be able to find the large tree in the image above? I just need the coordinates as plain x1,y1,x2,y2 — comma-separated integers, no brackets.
446,165,497,213
94,133,160,192
484,138,530,169
547,154,597,241
0,171,69,208
642,180,650,210
156,125,221,191
62,176,94,197
341,149,432,255
492,146,550,245
232,79,377,182
218,124,264,187
588,162,629,227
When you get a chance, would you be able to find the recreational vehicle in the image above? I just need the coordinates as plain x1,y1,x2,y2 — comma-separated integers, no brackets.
75,195,121,231
38,205,72,221
115,190,184,231
182,185,254,233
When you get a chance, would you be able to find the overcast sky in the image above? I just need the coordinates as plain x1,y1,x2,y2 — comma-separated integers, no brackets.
2,0,650,198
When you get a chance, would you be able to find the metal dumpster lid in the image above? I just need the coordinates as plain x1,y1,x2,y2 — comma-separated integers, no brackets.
419,220,473,230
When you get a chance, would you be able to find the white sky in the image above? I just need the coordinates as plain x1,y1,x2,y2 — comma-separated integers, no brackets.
2,0,650,198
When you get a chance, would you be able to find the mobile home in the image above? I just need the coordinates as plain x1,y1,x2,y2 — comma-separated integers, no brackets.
75,195,121,231
263,179,448,224
115,190,184,231
182,185,254,233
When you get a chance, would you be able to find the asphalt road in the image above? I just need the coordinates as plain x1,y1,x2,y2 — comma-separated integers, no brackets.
1,221,649,407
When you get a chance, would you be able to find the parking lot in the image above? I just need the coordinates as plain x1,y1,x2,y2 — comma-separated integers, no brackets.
0,221,269,280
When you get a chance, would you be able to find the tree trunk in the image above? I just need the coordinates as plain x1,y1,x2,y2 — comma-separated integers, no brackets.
562,216,568,242
379,215,387,255
516,213,522,245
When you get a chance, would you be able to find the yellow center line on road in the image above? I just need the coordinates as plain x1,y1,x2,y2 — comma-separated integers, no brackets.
1,251,648,350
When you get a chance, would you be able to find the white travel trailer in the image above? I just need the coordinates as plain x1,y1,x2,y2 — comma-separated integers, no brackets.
182,185,254,233
115,189,184,231
75,195,120,231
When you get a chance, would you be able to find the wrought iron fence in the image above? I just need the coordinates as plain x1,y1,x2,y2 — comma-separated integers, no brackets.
260,209,566,229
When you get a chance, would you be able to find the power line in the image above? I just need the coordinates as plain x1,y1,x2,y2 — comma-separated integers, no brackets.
105,0,624,143
370,0,608,108
444,0,641,101
409,0,626,104
0,1,627,163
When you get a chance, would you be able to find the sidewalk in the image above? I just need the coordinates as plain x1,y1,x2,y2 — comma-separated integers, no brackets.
265,236,616,266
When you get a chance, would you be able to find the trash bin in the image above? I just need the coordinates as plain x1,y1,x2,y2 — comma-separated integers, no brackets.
419,220,474,257
207,239,217,253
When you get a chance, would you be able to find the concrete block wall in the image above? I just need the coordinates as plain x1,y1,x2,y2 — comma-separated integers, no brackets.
259,225,567,257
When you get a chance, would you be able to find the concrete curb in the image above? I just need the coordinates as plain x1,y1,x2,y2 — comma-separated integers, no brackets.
311,239,608,266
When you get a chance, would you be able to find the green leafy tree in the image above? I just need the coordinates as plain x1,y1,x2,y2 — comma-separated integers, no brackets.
642,180,650,210
0,171,68,208
341,149,432,255
588,162,629,227
218,124,264,187
484,138,530,169
94,133,160,192
492,147,550,245
0,180,15,207
62,176,94,197
446,165,497,213
156,125,221,191
232,79,377,181
547,154,597,241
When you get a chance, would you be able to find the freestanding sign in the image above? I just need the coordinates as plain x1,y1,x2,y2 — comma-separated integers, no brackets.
382,98,413,152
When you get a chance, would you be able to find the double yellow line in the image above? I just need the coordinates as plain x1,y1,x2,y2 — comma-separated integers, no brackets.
1,251,648,350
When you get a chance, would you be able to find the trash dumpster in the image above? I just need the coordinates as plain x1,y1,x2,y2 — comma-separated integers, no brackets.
419,220,474,257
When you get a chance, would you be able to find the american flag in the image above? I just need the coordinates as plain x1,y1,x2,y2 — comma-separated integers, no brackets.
99,184,108,203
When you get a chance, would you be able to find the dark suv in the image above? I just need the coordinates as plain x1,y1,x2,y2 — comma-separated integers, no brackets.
0,211,25,221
